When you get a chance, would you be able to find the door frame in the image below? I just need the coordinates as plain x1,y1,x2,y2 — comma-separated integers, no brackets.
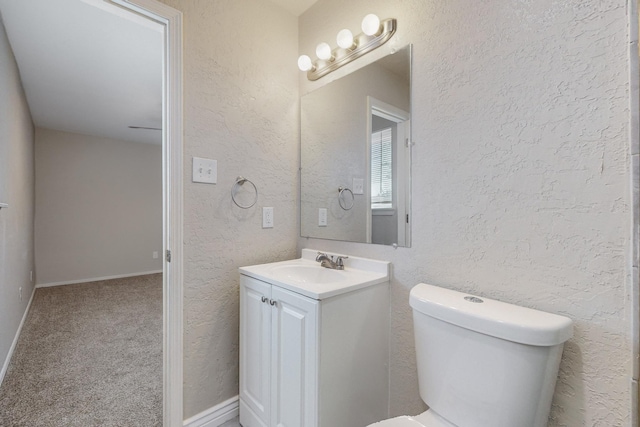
366,96,411,246
629,1,640,425
106,1,183,425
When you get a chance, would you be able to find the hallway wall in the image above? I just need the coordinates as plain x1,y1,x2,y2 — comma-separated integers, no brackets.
0,12,35,383
34,128,162,286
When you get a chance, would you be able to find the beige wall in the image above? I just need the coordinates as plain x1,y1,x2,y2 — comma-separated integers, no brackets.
300,0,633,425
34,128,162,285
156,0,300,418
0,13,35,379
2,1,633,424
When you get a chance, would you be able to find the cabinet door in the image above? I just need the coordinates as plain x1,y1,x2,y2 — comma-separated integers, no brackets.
270,286,319,427
240,276,272,427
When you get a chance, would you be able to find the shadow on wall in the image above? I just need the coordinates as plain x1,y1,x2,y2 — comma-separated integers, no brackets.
549,332,584,425
389,280,425,417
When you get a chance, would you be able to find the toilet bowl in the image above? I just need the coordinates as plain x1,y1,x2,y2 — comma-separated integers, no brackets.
367,283,573,427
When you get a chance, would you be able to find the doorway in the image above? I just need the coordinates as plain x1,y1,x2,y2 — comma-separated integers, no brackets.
107,1,184,425
0,0,183,424
366,96,411,247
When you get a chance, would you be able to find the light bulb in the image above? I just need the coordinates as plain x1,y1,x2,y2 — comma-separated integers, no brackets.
297,55,313,72
316,42,333,61
336,29,355,49
361,13,381,36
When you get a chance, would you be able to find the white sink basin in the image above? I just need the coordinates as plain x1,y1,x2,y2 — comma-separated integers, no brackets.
239,249,390,299
269,264,348,285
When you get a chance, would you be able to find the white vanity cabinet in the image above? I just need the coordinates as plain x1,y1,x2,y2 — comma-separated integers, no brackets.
239,250,390,427
240,275,319,427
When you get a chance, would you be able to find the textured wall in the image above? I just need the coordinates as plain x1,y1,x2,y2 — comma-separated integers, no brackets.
34,128,163,285
0,13,35,378
155,0,300,418
300,0,633,424
301,61,409,243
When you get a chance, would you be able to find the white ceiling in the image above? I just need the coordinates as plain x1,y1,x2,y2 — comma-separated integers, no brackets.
0,0,163,145
0,0,317,146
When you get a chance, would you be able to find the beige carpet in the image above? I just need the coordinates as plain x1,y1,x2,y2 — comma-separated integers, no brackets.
0,273,162,427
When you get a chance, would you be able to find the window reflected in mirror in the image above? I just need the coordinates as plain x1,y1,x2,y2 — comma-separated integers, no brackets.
371,126,393,210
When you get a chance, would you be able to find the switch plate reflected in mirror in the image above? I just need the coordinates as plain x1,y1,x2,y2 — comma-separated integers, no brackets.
300,44,412,247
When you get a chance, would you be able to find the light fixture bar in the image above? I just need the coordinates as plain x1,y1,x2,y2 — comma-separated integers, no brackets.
306,18,397,81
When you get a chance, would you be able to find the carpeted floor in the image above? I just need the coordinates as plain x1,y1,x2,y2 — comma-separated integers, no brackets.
0,273,162,427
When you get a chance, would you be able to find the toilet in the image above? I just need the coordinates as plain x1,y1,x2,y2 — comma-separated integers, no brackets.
369,283,573,427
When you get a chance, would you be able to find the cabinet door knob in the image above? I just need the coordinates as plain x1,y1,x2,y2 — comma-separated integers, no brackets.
261,296,268,303
270,299,277,307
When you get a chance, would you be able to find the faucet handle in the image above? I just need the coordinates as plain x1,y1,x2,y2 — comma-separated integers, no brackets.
316,251,328,261
335,256,348,268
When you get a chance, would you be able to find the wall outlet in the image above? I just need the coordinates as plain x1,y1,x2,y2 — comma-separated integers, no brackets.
30,270,33,282
262,207,274,228
19,287,22,301
192,157,217,184
153,251,159,259
319,208,327,226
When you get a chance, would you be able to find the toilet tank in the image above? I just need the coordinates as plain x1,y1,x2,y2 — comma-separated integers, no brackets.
410,284,572,427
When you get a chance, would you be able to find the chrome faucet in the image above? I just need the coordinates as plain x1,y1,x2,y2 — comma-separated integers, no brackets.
315,252,348,270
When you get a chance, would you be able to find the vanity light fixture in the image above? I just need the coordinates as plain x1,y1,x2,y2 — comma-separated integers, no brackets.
336,29,356,49
316,42,334,61
361,14,381,36
297,13,397,81
297,54,315,72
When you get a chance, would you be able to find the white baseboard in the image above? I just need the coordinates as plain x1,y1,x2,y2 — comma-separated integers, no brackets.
36,270,163,288
0,285,36,387
183,396,239,427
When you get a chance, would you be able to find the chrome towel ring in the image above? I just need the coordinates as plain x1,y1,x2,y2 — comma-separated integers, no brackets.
232,176,258,209
338,186,354,210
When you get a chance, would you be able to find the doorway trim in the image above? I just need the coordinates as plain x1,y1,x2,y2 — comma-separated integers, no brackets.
107,1,183,425
629,0,640,425
366,96,411,246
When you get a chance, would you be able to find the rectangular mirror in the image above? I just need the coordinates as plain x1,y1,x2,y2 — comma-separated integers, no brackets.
301,44,411,247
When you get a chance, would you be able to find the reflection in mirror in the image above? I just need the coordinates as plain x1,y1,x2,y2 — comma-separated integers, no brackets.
301,45,411,247
368,98,410,246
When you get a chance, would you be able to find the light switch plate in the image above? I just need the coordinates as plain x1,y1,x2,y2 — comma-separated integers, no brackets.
263,207,274,228
319,208,327,226
353,178,364,195
192,157,217,184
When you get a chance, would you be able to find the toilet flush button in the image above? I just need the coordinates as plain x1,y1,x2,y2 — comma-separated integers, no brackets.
464,296,484,303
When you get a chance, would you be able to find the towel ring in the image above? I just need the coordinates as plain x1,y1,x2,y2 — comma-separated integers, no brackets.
232,176,258,209
338,186,354,210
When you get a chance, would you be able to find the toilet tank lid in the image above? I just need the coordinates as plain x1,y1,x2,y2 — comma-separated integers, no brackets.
410,283,573,346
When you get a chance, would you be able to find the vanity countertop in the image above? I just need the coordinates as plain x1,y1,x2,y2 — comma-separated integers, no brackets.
239,249,390,300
